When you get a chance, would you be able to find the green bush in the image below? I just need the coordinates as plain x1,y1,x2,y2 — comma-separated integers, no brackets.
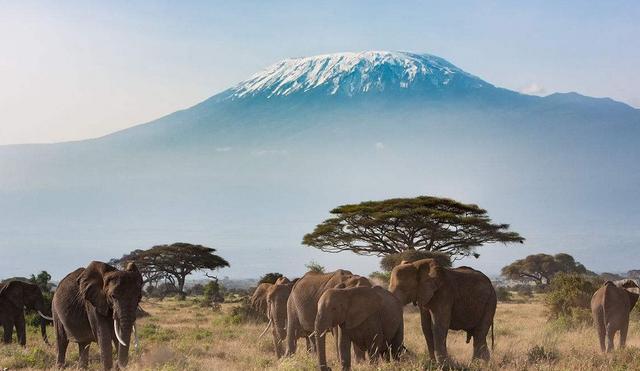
305,261,325,273
544,272,601,326
495,286,513,302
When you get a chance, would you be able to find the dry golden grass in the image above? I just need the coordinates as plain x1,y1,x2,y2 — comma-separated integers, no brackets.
3,295,640,370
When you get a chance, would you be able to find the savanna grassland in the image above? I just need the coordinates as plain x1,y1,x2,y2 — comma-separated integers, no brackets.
2,294,640,371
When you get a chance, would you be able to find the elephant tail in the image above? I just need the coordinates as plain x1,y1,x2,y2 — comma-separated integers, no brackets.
491,322,494,351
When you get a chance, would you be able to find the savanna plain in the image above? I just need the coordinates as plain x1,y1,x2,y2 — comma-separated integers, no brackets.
2,293,640,371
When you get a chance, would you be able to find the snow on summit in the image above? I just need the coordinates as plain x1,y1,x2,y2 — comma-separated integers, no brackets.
229,51,490,99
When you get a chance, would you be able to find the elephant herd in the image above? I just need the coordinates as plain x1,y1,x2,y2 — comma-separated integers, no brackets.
2,258,639,370
1,261,143,370
250,258,497,370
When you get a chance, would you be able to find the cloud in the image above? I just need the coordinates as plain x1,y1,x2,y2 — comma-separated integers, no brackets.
215,147,232,152
520,83,547,96
375,142,385,150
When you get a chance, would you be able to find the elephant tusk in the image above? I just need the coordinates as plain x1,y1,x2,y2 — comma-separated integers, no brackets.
258,318,272,339
113,319,128,347
133,323,139,350
307,331,316,338
38,311,54,321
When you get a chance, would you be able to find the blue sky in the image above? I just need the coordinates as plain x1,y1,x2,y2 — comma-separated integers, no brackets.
1,1,638,144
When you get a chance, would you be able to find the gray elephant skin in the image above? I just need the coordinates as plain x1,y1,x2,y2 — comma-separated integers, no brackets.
0,280,52,346
285,269,371,360
52,261,143,370
389,259,496,364
591,279,640,352
315,285,404,371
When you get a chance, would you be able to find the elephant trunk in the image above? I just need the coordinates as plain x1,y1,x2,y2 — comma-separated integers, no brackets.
316,329,330,371
116,315,134,368
39,316,49,345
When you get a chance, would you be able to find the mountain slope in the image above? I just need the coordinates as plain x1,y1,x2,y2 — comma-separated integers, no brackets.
0,51,638,279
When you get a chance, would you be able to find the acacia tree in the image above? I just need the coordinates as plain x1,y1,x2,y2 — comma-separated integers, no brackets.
303,196,524,260
501,253,588,285
113,242,229,298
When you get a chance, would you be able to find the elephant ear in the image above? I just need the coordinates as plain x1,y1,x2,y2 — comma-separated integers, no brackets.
620,279,640,311
126,262,144,286
0,281,25,308
77,261,117,316
415,259,443,308
345,288,382,330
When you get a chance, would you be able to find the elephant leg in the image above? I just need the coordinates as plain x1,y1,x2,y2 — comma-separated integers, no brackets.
595,314,606,352
390,328,404,361
420,309,435,360
55,320,69,369
78,342,90,369
432,322,449,364
472,327,490,361
15,315,27,346
620,323,629,349
605,324,615,353
2,320,13,343
338,328,351,371
285,309,298,356
333,327,341,360
353,341,366,363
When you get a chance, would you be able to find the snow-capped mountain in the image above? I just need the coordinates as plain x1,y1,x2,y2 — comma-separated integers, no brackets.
1,51,639,279
228,51,491,99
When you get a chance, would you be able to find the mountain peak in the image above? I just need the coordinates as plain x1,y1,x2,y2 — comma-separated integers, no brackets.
228,51,492,99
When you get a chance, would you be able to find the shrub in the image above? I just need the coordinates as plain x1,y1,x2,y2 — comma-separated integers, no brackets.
368,271,391,286
187,283,205,296
545,272,601,326
259,273,284,284
514,284,534,298
495,286,513,302
203,281,224,304
305,261,325,273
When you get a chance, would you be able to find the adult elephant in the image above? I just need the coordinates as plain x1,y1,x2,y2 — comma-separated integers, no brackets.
52,261,143,370
591,279,640,352
285,270,369,357
250,277,290,317
389,259,496,364
0,280,52,346
315,286,404,371
258,278,298,358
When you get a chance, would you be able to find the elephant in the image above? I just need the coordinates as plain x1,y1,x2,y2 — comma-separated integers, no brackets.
315,286,404,371
258,279,299,358
250,277,290,317
591,279,640,352
285,270,370,359
389,259,496,364
52,261,143,370
0,280,53,346
250,282,273,317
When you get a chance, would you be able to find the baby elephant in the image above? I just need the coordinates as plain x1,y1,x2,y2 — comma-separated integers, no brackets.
315,286,403,371
591,279,640,352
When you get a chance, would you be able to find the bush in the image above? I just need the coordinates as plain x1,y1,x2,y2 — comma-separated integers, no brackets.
305,261,325,273
203,281,224,304
495,286,513,302
368,271,391,286
514,284,534,298
259,273,284,284
187,283,205,296
545,272,601,326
